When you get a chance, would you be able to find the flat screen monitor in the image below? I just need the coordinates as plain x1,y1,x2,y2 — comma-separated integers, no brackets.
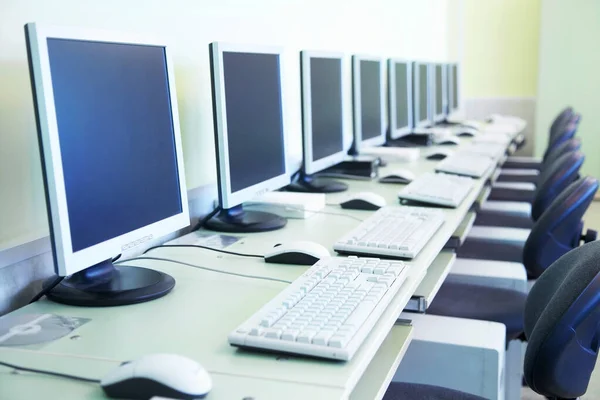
433,63,444,122
25,23,189,306
442,63,450,115
413,62,432,127
388,59,413,139
301,51,346,175
449,63,460,114
352,55,385,150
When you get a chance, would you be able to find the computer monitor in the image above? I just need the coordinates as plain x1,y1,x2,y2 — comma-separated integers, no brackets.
288,50,348,193
442,63,450,116
352,55,385,151
433,63,444,123
208,42,290,232
388,59,413,139
448,63,460,115
413,62,432,128
25,23,190,306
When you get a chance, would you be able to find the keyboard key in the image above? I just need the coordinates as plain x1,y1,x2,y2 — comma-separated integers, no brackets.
281,330,300,341
328,335,350,348
297,331,317,343
312,331,334,346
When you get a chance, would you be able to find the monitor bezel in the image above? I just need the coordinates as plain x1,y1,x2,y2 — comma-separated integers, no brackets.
449,63,461,114
433,63,445,123
413,61,432,128
442,63,450,116
352,54,386,150
210,42,290,208
25,23,190,277
388,58,413,139
301,50,348,175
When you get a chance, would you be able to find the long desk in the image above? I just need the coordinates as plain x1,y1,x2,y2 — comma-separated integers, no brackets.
0,137,511,399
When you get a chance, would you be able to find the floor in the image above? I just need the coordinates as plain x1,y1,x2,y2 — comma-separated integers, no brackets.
521,200,600,399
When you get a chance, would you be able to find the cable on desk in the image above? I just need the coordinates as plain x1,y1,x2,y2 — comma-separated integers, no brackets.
28,276,64,304
116,256,293,284
192,205,221,232
143,244,264,259
0,360,101,384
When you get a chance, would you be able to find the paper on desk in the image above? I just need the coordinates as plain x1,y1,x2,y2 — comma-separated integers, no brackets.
0,313,90,347
167,231,241,249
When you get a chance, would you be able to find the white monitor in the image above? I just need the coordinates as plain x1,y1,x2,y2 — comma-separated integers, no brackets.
352,55,386,150
25,23,189,306
208,42,290,232
413,62,432,128
388,59,413,139
433,63,445,123
448,63,460,115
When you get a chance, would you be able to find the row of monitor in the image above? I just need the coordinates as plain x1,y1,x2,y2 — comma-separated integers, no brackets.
23,23,460,306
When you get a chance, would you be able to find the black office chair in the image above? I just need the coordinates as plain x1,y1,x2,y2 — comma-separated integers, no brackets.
496,137,581,184
384,240,600,400
459,177,598,269
475,150,585,228
524,240,600,399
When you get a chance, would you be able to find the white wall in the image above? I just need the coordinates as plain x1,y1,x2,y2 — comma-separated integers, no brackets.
535,0,600,177
0,0,456,245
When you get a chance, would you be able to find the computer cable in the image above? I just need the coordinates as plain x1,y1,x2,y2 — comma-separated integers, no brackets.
116,256,292,284
28,276,65,304
0,360,101,384
143,243,264,258
192,205,221,232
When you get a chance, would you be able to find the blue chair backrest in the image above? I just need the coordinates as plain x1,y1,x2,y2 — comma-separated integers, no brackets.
541,137,581,169
523,176,598,279
524,240,600,398
549,106,574,140
532,151,585,221
545,118,579,158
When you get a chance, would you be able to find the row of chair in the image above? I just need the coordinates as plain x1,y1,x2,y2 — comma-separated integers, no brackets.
384,107,600,399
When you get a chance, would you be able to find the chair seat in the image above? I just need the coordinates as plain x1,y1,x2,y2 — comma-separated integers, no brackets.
383,382,486,400
427,281,527,341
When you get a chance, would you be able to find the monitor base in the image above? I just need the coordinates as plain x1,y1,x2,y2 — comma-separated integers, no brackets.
386,133,433,147
47,260,175,307
286,175,348,193
204,206,287,233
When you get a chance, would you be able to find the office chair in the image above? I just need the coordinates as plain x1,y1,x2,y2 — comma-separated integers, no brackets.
524,240,600,399
496,137,581,184
475,150,584,229
384,239,600,400
458,177,598,271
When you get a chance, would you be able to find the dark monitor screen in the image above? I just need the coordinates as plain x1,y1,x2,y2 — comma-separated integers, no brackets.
47,39,182,253
360,60,382,141
451,64,459,110
435,64,443,116
222,52,286,192
418,64,429,122
309,57,344,161
394,62,410,129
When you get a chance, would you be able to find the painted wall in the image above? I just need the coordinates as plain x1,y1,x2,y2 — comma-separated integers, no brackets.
0,0,455,246
535,0,600,177
462,0,541,98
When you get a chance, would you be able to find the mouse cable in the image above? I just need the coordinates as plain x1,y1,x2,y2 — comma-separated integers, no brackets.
192,205,221,232
143,244,264,259
116,256,293,285
0,360,101,384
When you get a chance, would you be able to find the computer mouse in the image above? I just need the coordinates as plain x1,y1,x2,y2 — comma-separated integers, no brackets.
101,354,212,400
434,136,460,145
379,169,416,184
455,128,479,137
339,192,387,210
264,241,331,265
425,149,454,160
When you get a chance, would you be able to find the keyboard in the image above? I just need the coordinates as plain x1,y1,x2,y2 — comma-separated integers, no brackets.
435,152,495,178
398,172,474,207
228,256,408,360
333,206,445,259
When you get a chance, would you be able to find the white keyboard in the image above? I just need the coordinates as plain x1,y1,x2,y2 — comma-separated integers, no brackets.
229,256,408,360
435,152,495,178
398,172,474,207
334,206,445,259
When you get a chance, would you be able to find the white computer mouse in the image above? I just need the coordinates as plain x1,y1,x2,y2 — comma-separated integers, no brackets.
434,136,461,145
455,127,479,137
264,241,331,265
339,191,387,211
101,354,212,399
379,169,416,184
425,149,454,160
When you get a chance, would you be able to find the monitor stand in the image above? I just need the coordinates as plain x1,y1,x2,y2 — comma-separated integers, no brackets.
204,205,287,233
286,174,348,193
47,259,175,307
386,133,433,147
